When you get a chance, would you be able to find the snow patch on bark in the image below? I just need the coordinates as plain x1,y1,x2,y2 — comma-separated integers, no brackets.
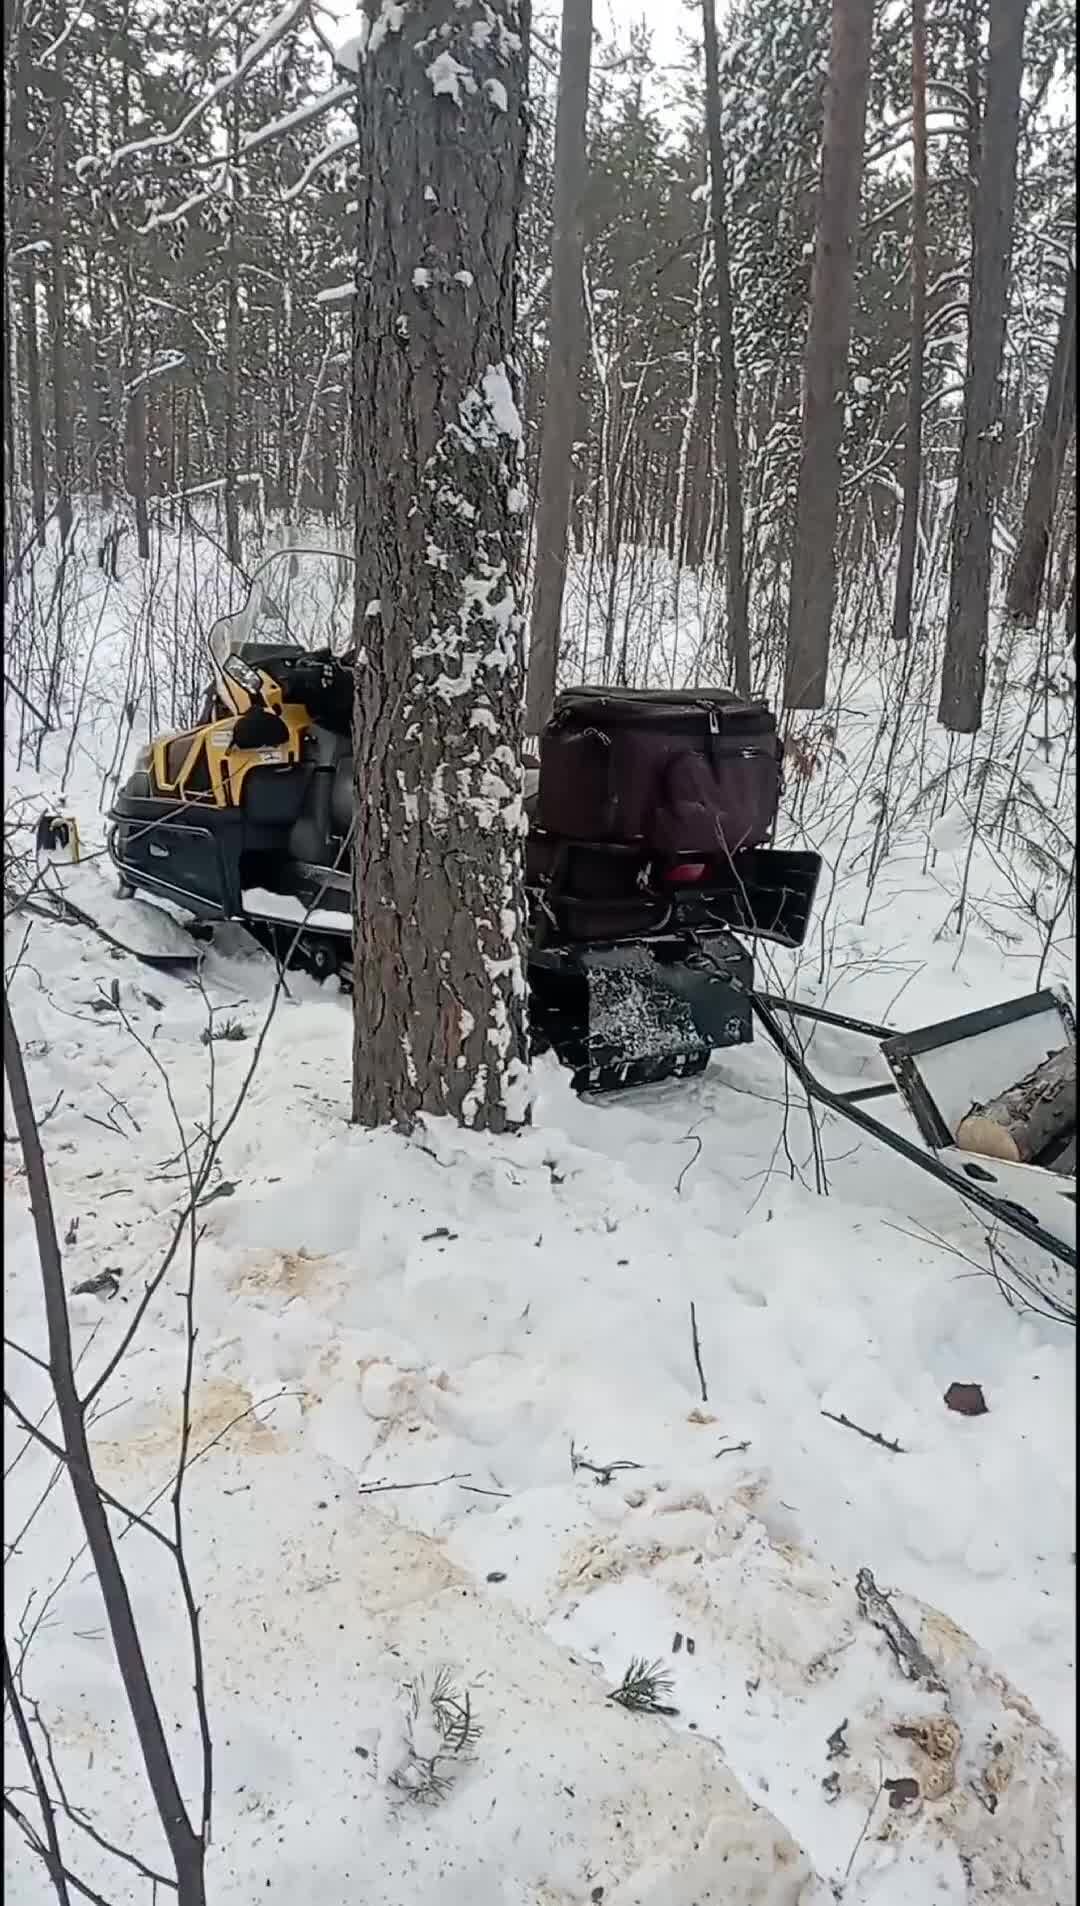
427,52,476,103
333,1,406,73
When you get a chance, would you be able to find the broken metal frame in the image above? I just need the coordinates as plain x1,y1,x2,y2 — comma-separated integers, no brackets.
751,988,1077,1271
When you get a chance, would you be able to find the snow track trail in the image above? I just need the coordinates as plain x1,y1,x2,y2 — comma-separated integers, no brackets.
4,873,1074,1903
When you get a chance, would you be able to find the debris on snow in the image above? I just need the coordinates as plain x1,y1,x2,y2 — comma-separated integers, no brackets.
944,1382,989,1417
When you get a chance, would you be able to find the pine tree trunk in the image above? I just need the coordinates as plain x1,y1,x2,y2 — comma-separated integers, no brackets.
783,0,874,709
525,0,592,736
962,0,982,234
224,31,243,571
891,0,928,646
124,309,152,559
1005,261,1076,625
47,0,73,545
349,0,531,1135
22,267,48,546
702,0,751,696
938,0,1028,732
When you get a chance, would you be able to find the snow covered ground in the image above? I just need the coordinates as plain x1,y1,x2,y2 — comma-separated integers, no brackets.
4,531,1076,1903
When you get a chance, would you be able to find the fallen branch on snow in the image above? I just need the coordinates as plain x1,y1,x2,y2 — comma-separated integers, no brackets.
821,1408,905,1453
689,1301,709,1404
855,1567,947,1692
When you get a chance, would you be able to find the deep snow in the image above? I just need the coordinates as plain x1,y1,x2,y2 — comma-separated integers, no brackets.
4,531,1075,1903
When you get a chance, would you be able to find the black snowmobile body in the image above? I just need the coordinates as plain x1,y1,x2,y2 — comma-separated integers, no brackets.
98,555,1076,1267
108,625,821,1091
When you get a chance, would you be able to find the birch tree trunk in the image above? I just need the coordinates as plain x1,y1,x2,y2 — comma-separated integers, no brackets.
348,0,531,1135
938,0,1028,732
890,0,928,646
1005,260,1076,626
783,0,874,709
524,0,592,737
702,0,751,697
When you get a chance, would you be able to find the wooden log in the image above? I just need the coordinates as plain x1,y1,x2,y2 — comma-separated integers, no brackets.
955,1043,1076,1164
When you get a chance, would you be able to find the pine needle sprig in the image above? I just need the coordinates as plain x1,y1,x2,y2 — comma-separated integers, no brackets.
608,1656,679,1716
389,1667,483,1804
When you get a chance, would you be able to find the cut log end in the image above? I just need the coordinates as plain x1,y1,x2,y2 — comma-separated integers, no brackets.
954,1042,1076,1167
954,1115,1024,1163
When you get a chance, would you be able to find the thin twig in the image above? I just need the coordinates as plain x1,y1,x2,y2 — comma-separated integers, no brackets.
843,1756,885,1882
3,997,205,1894
3,1644,72,1905
821,1409,906,1453
689,1301,709,1404
357,1473,470,1496
4,1392,178,1552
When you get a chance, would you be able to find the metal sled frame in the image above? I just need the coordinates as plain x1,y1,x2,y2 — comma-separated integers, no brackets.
751,988,1077,1269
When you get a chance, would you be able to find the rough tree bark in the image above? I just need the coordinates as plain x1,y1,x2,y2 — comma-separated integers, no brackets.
938,0,1028,732
701,0,751,697
22,267,48,546
524,0,592,736
47,0,73,545
348,0,531,1135
890,0,928,646
1005,260,1076,625
223,23,243,570
783,0,874,709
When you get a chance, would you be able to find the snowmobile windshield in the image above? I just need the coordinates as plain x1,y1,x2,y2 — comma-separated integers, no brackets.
207,547,355,674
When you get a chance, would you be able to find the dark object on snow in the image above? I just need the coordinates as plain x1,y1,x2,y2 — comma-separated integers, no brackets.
944,1382,988,1417
72,1268,121,1300
608,1657,679,1716
855,1566,946,1693
885,1777,921,1810
536,686,782,858
35,812,79,860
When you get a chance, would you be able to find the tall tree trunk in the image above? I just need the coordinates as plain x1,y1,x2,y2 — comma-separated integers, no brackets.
938,0,1028,732
23,267,48,545
123,288,151,559
349,0,531,1135
890,0,928,645
117,26,150,558
524,0,592,736
1006,261,1076,624
783,0,874,709
47,1,73,544
702,0,751,696
962,0,982,237
223,21,243,569
3,264,15,541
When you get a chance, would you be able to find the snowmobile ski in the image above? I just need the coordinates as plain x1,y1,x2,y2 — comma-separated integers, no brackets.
20,893,204,975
